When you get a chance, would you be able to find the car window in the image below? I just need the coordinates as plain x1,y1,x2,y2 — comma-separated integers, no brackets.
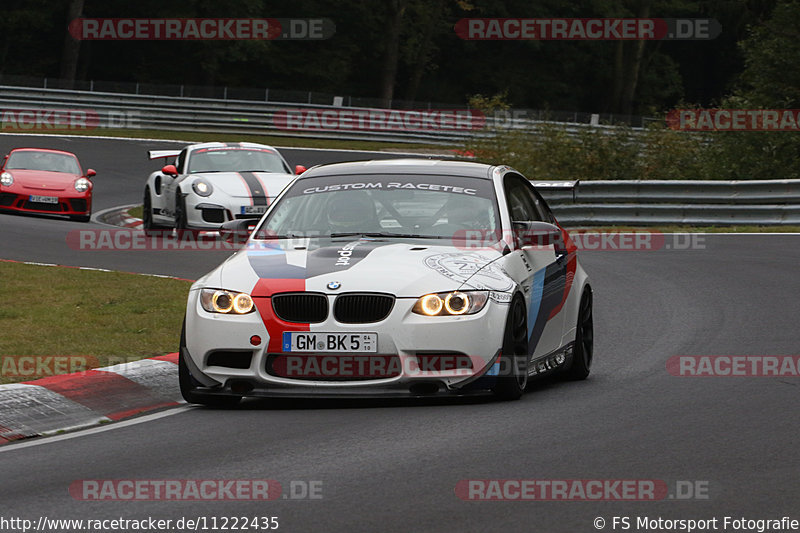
175,149,187,174
5,151,81,174
254,174,499,240
187,148,288,174
504,175,543,222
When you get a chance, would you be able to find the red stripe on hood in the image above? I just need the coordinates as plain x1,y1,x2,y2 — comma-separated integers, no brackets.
252,278,309,353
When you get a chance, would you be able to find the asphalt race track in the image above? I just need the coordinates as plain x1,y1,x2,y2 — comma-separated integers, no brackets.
1,134,799,532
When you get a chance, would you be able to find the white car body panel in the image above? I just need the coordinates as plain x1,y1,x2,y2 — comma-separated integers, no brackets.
182,160,591,398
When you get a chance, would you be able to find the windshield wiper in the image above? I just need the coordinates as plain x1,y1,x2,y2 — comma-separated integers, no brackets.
329,232,444,239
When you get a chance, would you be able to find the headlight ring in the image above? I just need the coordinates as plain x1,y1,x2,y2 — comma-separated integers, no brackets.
200,289,255,314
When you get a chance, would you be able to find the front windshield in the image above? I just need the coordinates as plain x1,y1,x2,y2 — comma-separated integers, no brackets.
187,147,289,174
254,174,499,241
6,151,81,174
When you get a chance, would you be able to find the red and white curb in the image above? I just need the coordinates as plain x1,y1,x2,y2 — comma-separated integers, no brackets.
0,353,181,444
94,203,143,230
96,204,221,238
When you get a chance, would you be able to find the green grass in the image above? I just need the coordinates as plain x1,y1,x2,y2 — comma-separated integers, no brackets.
22,127,448,153
0,262,191,384
127,205,143,219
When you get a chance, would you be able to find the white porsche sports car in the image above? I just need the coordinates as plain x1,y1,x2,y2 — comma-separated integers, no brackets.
180,159,593,406
143,142,304,232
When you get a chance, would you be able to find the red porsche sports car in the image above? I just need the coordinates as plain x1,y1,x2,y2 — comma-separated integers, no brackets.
0,148,96,222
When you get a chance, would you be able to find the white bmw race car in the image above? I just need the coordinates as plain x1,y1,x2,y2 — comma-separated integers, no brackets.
179,159,593,406
143,142,305,232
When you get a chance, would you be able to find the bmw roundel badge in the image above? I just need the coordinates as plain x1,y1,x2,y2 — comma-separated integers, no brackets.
327,281,341,290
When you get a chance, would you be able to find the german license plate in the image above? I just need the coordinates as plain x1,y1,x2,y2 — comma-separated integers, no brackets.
282,332,377,353
241,205,267,215
29,195,58,204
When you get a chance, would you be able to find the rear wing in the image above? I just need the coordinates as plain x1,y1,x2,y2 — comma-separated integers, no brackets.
148,150,181,160
531,180,579,202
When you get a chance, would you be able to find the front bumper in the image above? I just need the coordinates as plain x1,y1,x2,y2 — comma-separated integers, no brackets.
183,290,510,396
0,190,91,216
184,197,270,230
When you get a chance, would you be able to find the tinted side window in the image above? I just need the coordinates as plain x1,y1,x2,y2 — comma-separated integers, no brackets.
175,149,187,174
504,175,542,222
524,182,556,224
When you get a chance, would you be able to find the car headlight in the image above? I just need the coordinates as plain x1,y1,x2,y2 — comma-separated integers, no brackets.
200,289,255,314
412,291,489,316
192,180,213,197
0,172,13,186
74,178,90,192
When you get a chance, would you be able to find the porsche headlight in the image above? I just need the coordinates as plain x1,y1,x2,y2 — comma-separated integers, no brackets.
200,289,255,314
412,291,489,316
0,172,13,186
74,178,90,192
192,180,213,197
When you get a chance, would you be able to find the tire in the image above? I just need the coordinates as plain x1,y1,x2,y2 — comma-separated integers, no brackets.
492,296,529,401
178,321,241,408
70,214,91,223
174,194,193,239
143,187,166,234
562,288,593,381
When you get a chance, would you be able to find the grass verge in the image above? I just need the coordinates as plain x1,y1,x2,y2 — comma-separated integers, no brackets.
0,262,191,384
127,205,143,219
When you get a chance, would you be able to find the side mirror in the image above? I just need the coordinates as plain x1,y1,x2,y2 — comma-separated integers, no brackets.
162,164,178,176
86,169,96,178
294,165,307,175
219,219,255,244
513,221,564,251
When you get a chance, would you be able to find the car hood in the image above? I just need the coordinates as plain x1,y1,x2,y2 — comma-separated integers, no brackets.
199,238,514,298
7,169,82,191
188,172,294,198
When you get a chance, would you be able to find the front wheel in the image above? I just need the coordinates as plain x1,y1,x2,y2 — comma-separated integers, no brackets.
562,288,593,381
492,296,529,401
174,194,194,239
143,187,166,234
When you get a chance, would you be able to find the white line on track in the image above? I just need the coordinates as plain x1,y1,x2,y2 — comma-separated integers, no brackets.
0,405,195,454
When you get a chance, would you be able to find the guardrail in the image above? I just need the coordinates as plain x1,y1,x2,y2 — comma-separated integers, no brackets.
538,180,800,226
0,84,793,226
0,84,645,145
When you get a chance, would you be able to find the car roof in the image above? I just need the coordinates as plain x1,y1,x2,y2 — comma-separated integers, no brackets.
298,159,497,180
9,147,78,157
